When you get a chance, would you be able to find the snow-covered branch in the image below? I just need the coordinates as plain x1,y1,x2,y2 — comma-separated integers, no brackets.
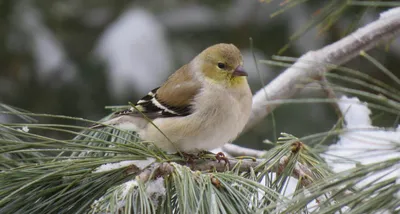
245,7,400,130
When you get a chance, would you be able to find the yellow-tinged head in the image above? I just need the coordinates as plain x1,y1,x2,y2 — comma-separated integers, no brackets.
194,43,248,87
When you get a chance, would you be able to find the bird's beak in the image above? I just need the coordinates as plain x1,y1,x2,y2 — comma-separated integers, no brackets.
232,65,248,77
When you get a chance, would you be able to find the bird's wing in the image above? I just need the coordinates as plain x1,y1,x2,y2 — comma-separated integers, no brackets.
114,64,201,119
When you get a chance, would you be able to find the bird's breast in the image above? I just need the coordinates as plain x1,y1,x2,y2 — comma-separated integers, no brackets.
184,83,252,151
141,82,252,153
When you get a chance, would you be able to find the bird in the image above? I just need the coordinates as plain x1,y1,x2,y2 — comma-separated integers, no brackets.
92,43,252,154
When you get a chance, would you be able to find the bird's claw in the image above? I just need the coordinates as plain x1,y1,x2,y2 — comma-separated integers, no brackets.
215,152,230,168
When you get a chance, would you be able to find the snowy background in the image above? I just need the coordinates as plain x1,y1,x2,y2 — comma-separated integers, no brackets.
0,0,399,150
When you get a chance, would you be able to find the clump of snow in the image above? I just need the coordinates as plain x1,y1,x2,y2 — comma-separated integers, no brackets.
146,177,166,205
324,96,400,184
94,160,137,173
118,177,165,208
94,158,155,173
95,8,172,100
122,180,139,197
17,126,30,132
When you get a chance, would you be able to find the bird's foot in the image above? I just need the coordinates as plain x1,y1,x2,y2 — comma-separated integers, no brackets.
215,152,230,168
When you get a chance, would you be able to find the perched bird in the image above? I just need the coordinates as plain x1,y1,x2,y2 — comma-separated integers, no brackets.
93,43,252,153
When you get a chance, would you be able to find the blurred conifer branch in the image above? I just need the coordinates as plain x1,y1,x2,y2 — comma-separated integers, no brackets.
244,7,400,131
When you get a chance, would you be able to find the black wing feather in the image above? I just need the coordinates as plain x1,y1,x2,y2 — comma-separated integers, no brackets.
113,87,193,119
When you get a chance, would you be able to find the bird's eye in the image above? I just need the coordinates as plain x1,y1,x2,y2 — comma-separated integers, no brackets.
217,63,226,69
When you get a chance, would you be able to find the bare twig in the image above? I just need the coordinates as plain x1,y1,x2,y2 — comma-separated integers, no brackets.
245,7,400,131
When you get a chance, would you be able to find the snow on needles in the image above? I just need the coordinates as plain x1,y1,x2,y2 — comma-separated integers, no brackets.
324,96,400,183
94,158,155,173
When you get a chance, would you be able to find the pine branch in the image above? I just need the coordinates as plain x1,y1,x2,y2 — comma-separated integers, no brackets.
128,142,315,188
244,7,400,131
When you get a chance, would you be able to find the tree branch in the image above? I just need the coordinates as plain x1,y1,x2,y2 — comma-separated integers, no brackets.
134,152,314,188
245,7,400,131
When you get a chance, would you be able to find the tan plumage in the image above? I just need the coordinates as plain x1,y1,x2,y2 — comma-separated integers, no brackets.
94,43,252,153
156,64,201,108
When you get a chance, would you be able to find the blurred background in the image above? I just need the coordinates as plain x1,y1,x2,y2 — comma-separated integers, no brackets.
0,0,399,149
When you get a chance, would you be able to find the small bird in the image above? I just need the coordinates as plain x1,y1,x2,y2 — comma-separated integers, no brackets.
93,43,252,153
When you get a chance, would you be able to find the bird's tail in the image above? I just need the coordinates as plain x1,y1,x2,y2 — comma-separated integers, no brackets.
89,115,148,131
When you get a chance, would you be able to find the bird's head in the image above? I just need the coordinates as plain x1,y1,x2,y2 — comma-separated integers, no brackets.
193,43,248,87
